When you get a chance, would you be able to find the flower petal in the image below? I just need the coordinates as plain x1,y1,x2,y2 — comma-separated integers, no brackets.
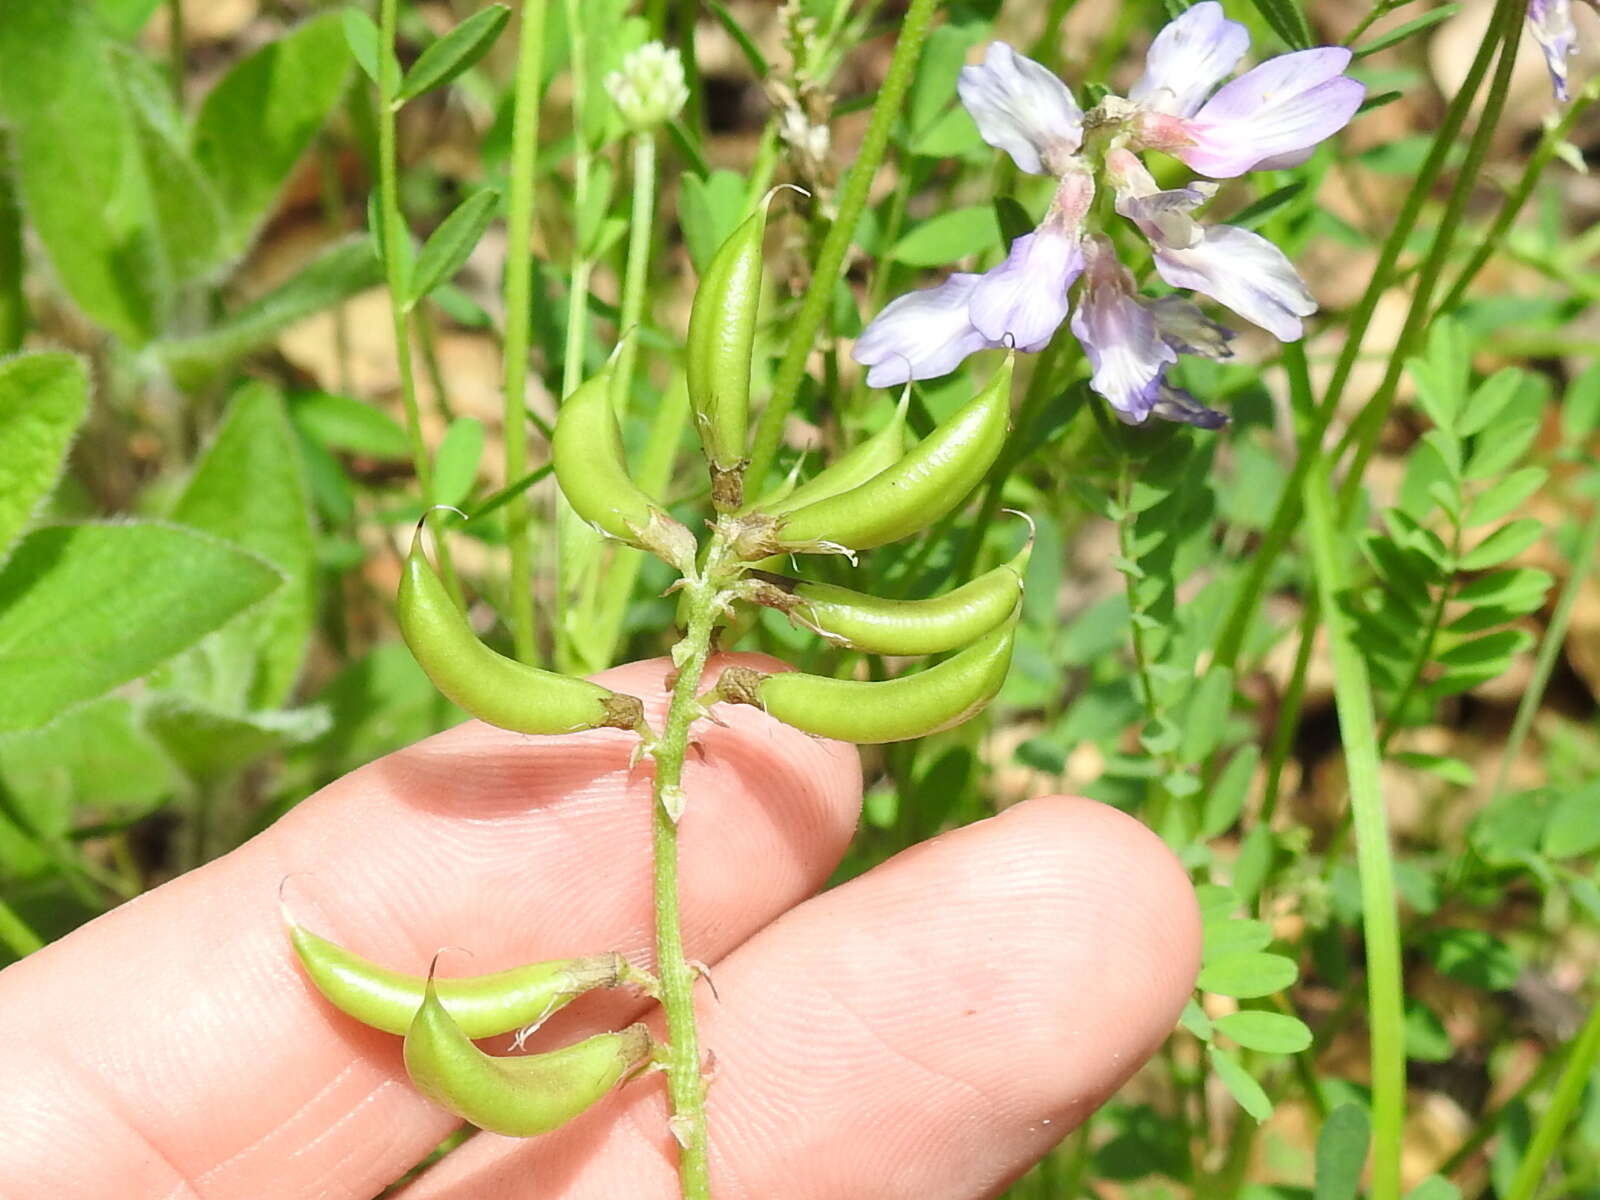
957,42,1084,175
1069,241,1175,420
1177,48,1365,177
853,274,997,387
1151,381,1228,429
969,228,1084,351
1529,0,1577,102
1130,1,1251,118
1152,223,1316,342
1147,295,1235,358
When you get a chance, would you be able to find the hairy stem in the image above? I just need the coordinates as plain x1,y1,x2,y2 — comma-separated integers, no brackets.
746,0,942,488
648,534,734,1200
500,0,549,663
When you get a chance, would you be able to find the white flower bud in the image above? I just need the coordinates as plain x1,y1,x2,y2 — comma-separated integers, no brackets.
606,42,689,132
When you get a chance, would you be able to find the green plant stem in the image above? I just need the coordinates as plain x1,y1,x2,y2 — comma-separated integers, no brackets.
0,895,42,957
612,133,657,416
499,0,549,664
745,0,942,489
1208,0,1517,670
1258,596,1319,829
677,0,704,133
378,0,457,602
1438,84,1599,316
1334,2,1524,508
1494,497,1600,794
1504,1000,1600,1200
648,534,736,1200
167,0,185,105
1304,464,1407,1200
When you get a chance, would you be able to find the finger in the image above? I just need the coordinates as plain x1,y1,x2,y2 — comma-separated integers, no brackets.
0,654,861,1200
400,795,1202,1199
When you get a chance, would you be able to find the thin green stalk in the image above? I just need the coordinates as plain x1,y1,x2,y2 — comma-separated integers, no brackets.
500,0,548,664
1028,0,1080,71
1504,1000,1600,1200
1437,84,1599,316
1494,498,1600,794
1376,524,1462,754
746,0,942,489
611,133,657,416
167,0,185,105
1335,2,1524,506
0,140,26,354
1208,0,1519,670
378,0,457,601
648,533,738,1200
1258,595,1318,828
677,0,703,133
1304,464,1407,1200
0,896,42,958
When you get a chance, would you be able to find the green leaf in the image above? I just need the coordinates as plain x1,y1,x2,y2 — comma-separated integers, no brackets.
144,696,331,780
1403,997,1453,1062
289,391,411,459
0,697,175,841
117,48,228,282
1424,928,1520,990
156,237,385,388
1353,3,1461,58
1229,181,1307,231
681,169,748,274
409,189,500,305
911,104,983,157
398,5,511,102
0,0,160,343
1313,1104,1371,1200
1180,998,1214,1040
1467,466,1546,527
906,22,986,139
1216,1010,1313,1054
1454,567,1553,608
1201,745,1258,837
1179,667,1234,762
432,417,486,508
889,206,1000,267
1209,1045,1274,1120
192,12,353,254
1560,362,1600,441
1543,781,1600,859
0,524,281,733
1437,627,1532,669
341,8,384,83
95,0,164,39
1393,752,1476,787
1405,1177,1462,1200
1198,951,1298,998
1460,518,1543,571
0,354,89,563
1204,916,1274,960
166,385,318,710
1457,367,1526,437
1465,419,1540,481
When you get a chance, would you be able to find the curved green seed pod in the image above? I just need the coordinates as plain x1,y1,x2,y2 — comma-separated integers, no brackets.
754,544,1027,656
760,356,1013,556
398,537,645,734
289,925,651,1037
687,207,767,510
404,970,655,1137
715,612,1017,743
552,370,696,570
753,388,911,518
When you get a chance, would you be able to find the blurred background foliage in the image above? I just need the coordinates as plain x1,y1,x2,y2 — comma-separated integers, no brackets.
0,0,1597,1197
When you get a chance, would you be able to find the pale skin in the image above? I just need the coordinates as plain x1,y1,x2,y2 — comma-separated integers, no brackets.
0,654,1202,1199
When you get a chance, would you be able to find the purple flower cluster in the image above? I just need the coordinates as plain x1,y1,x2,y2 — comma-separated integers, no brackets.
853,3,1365,428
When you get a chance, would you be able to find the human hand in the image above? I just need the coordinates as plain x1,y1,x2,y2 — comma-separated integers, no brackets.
0,655,1200,1200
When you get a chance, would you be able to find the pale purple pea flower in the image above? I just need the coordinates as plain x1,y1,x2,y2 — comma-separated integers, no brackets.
1529,0,1585,101
957,42,1084,176
1071,237,1176,423
1129,1,1250,118
969,227,1085,352
853,273,997,389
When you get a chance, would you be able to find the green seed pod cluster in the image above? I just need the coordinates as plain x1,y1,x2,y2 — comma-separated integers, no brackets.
290,923,658,1136
397,532,646,736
